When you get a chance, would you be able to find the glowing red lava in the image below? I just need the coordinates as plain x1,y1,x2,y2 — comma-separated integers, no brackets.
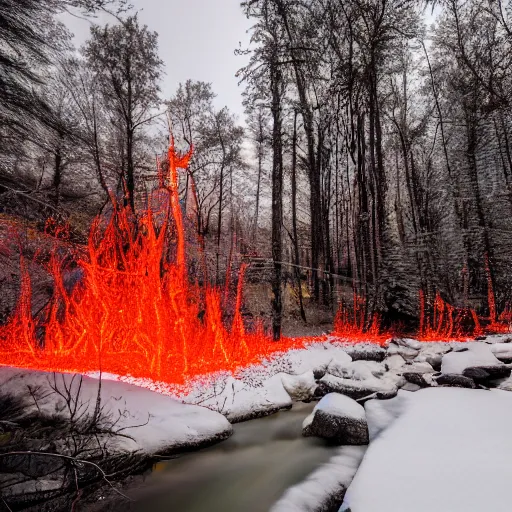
0,141,313,387
0,140,509,388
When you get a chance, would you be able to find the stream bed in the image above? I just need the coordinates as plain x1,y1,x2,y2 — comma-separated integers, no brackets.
86,402,338,512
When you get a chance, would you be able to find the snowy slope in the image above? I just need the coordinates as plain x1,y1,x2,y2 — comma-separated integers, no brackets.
0,367,232,454
341,388,512,512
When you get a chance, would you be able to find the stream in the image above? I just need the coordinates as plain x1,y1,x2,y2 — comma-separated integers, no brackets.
88,402,338,512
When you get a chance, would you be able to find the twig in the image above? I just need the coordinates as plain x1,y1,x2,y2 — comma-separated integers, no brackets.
0,452,133,502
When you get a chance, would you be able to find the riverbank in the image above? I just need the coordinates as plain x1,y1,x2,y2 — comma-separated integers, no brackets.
3,333,512,510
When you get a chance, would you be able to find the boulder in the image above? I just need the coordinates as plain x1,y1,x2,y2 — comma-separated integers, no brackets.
345,345,386,362
386,337,423,350
281,371,317,401
491,344,512,364
327,360,386,381
387,343,419,361
414,345,452,372
319,373,401,401
401,361,435,374
401,382,421,392
435,374,477,389
403,372,430,388
303,393,369,445
385,354,406,371
441,343,504,374
462,365,511,385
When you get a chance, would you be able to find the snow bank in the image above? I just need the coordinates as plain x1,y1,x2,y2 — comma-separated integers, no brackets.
270,446,366,512
441,342,503,374
342,387,512,512
0,367,232,455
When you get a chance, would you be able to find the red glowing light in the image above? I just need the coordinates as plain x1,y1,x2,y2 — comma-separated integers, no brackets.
0,142,313,388
0,140,510,390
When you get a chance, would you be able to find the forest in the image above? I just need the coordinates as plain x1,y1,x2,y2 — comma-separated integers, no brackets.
2,0,512,341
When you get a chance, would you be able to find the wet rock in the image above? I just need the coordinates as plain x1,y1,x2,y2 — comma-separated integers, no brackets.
303,393,369,445
435,374,477,389
403,373,430,388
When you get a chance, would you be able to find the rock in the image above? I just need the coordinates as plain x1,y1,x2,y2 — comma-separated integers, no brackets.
425,354,443,372
385,354,406,371
401,382,421,392
387,337,423,350
387,343,419,361
303,393,369,445
462,365,511,383
491,344,512,363
414,345,452,372
327,360,386,381
345,345,386,362
435,374,477,389
313,367,327,380
281,371,317,401
319,373,400,401
401,361,435,374
441,343,504,374
403,372,430,388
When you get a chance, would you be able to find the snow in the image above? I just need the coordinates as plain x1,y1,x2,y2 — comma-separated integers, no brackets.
270,446,366,512
308,393,366,425
342,387,512,512
441,342,503,374
0,367,232,454
182,341,354,421
281,371,317,401
491,343,512,360
302,393,366,430
386,337,423,350
320,371,402,397
328,360,386,380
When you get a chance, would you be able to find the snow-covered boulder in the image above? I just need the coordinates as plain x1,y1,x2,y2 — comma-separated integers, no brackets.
386,337,423,350
318,372,402,401
281,370,317,401
345,345,386,362
400,361,435,374
303,393,369,445
414,344,452,371
327,360,386,381
402,372,431,388
387,342,419,361
384,354,406,370
491,343,512,363
184,374,292,423
462,365,511,384
441,342,504,374
435,373,477,389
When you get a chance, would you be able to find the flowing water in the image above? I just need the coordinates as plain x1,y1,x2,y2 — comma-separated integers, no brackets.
90,402,337,512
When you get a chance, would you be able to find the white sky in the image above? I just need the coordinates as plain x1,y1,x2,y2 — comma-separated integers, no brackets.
62,0,253,124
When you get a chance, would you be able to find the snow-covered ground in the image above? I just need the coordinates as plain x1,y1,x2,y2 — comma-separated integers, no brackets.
4,333,512,511
342,387,512,512
0,367,232,454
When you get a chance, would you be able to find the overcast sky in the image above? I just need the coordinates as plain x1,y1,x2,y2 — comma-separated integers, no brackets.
63,0,253,124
